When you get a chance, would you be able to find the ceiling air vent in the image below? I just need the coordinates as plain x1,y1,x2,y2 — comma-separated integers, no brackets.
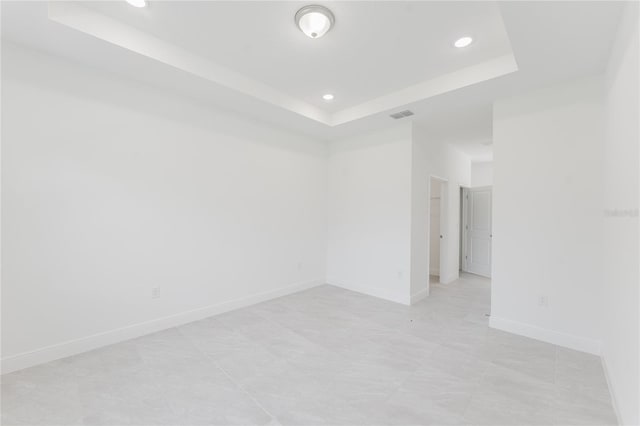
389,110,414,119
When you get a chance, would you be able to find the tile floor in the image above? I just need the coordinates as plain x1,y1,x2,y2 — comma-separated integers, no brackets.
1,274,617,425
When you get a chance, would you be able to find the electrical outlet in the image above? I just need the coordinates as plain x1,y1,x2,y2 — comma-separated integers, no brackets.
152,286,161,299
538,296,548,308
297,262,302,271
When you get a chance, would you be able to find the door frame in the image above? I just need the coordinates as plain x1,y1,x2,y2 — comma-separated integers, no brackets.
427,175,448,288
462,186,492,277
461,186,469,272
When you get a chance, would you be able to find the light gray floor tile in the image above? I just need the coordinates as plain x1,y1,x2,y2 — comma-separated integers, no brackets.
1,274,617,425
553,386,618,425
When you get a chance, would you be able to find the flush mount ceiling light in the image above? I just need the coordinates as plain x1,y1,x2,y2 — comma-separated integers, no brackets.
126,0,146,8
454,36,473,48
295,5,335,39
322,93,334,101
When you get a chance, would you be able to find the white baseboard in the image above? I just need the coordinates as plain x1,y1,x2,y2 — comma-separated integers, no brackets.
327,280,409,305
410,289,428,305
601,355,622,426
1,279,322,375
489,316,602,355
440,272,459,284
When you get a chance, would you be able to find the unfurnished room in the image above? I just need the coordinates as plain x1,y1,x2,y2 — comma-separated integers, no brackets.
1,1,639,425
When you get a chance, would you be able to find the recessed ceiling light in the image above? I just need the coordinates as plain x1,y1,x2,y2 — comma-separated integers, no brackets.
295,5,335,39
323,94,334,101
454,36,473,48
126,0,146,8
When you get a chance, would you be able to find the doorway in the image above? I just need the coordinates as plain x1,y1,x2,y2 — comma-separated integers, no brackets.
429,177,447,284
459,186,466,272
461,186,492,277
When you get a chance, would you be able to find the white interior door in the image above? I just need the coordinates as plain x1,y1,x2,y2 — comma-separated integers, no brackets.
465,187,492,277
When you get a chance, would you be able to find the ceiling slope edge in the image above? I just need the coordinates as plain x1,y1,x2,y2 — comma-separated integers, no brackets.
47,1,518,129
331,54,518,126
47,1,332,126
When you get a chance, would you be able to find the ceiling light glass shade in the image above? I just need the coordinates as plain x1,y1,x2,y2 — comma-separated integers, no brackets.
295,5,335,38
454,36,473,48
126,0,146,7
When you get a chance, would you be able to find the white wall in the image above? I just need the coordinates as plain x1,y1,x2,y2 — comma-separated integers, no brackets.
327,123,470,305
602,3,639,424
1,44,328,373
326,124,413,304
471,161,493,187
411,126,471,300
491,77,604,355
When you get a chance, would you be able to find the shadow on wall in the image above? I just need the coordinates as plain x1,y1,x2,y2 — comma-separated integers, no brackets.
2,43,327,158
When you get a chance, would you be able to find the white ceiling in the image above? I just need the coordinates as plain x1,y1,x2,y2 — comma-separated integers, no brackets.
80,1,514,113
1,1,626,159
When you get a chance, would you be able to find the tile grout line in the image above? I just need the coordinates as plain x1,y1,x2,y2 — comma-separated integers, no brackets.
4,276,616,426
176,326,282,425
